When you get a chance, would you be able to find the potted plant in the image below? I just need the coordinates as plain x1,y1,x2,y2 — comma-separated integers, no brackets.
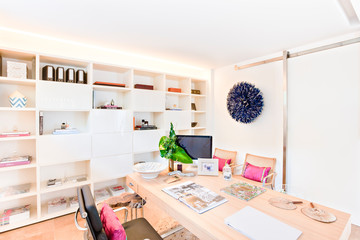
159,123,193,171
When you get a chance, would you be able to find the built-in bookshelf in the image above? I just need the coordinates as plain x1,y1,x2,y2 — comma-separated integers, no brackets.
0,47,208,232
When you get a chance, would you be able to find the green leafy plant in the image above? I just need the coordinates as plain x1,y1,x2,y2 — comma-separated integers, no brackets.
159,123,193,164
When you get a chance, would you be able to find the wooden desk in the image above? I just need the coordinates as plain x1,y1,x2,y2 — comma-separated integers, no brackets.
126,172,351,240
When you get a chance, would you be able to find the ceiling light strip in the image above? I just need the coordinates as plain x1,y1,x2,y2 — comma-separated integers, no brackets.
0,26,206,71
234,56,282,71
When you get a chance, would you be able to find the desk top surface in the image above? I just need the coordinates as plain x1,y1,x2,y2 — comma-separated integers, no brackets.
127,172,351,240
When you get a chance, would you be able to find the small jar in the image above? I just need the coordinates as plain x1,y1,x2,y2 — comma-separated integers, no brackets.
223,163,232,181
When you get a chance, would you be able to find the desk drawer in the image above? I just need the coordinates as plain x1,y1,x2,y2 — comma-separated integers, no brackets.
126,177,138,192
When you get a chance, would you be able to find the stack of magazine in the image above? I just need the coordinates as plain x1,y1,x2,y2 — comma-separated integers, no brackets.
221,181,267,201
0,155,31,168
0,205,30,226
162,181,228,214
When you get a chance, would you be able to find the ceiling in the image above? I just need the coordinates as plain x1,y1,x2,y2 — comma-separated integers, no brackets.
0,0,359,69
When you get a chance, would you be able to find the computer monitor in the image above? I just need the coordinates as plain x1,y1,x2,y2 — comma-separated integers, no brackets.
176,135,213,160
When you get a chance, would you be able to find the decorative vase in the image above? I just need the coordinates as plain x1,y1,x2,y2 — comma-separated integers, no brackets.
168,159,175,172
9,90,27,108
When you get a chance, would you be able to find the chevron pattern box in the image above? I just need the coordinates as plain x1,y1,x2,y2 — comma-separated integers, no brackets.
9,91,27,108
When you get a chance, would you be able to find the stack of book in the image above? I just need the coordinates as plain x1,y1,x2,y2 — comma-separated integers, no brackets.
52,128,80,135
48,197,67,214
47,179,62,188
69,196,78,208
0,131,30,138
108,185,125,196
94,188,111,202
0,155,31,168
134,84,154,90
0,183,31,198
64,175,87,184
0,205,30,226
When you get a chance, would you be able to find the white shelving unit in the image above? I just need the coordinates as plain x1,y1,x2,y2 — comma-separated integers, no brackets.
0,47,208,232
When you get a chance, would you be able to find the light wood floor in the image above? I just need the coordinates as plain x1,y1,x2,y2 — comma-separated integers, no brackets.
0,211,359,240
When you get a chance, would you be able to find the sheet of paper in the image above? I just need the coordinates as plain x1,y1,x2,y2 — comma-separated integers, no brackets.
225,206,302,240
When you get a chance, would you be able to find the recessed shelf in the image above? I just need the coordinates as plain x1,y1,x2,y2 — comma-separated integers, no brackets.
0,184,37,203
0,135,36,142
0,77,36,86
93,85,132,92
166,92,189,96
0,159,36,172
191,94,206,98
192,110,206,113
40,180,91,194
0,107,36,112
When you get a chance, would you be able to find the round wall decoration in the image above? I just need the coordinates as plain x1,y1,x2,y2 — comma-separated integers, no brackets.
227,82,264,124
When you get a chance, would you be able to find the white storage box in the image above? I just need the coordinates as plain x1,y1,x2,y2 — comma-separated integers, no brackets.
7,61,27,79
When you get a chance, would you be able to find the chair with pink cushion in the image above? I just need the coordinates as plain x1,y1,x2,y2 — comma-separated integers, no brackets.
213,148,237,171
237,153,277,189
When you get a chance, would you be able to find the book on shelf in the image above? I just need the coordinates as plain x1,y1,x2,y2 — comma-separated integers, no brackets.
94,188,111,202
0,131,30,138
52,128,80,135
108,185,125,196
0,155,31,168
162,181,228,214
168,87,181,93
221,181,266,201
93,81,126,88
69,196,78,208
47,178,62,188
64,175,87,184
0,183,31,198
48,197,67,214
134,84,154,90
0,204,30,226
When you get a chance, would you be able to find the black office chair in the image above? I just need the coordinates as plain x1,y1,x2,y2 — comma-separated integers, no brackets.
75,185,163,240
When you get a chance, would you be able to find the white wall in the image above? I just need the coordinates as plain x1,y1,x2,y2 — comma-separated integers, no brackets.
213,41,360,225
287,43,360,225
213,60,283,183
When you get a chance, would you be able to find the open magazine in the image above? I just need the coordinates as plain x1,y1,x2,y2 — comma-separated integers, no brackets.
162,181,228,214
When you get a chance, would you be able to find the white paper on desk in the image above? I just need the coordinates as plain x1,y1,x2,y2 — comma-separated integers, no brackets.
225,206,302,240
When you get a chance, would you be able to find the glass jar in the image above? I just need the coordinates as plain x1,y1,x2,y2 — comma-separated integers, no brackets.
223,163,232,181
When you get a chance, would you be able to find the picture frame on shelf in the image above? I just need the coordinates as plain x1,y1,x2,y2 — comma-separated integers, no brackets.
198,158,218,176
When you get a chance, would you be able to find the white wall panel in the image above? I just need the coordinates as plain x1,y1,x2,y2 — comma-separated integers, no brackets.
91,154,133,181
287,43,360,224
38,134,91,164
92,110,132,133
37,81,92,110
132,90,165,112
92,132,132,158
133,130,164,153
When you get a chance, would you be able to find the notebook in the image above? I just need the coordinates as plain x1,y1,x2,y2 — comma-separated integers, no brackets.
225,206,302,240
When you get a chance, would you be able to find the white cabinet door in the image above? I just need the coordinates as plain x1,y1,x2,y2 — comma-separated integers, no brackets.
91,154,133,181
37,81,92,110
133,90,164,112
133,130,164,153
38,134,91,165
92,110,132,133
92,132,132,158
164,111,191,130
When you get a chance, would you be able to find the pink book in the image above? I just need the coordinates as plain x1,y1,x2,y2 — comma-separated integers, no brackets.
0,161,31,168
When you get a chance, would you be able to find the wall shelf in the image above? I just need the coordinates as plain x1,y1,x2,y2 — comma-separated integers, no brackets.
0,46,208,232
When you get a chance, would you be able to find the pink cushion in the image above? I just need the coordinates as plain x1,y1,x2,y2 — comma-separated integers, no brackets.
213,155,231,171
100,203,127,240
242,162,271,183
